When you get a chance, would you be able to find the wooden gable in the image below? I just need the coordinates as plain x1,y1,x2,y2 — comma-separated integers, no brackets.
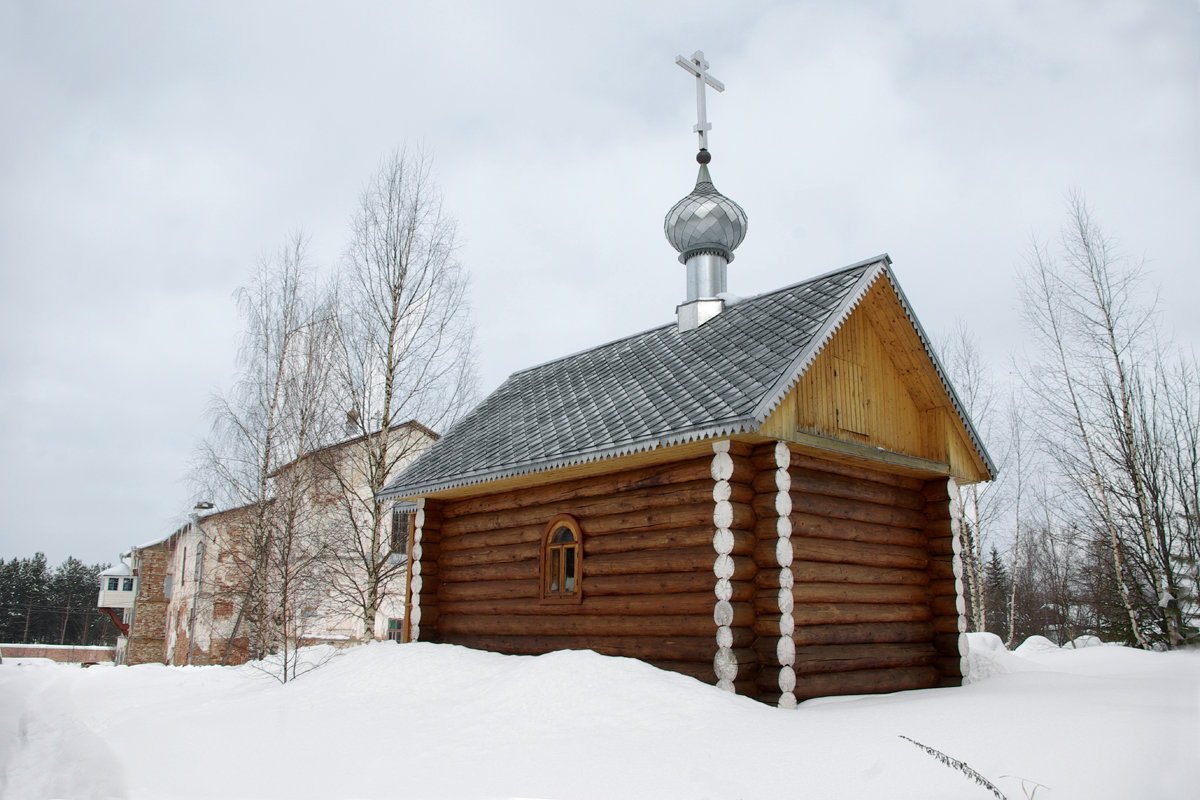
759,278,990,484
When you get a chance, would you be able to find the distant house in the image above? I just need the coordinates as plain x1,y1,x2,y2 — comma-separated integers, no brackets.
96,562,135,629
110,422,436,666
380,157,994,706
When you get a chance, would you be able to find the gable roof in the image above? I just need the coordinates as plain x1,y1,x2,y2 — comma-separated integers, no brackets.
380,255,994,499
266,420,438,479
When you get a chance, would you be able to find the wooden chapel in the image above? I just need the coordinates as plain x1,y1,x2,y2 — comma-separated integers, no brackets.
379,52,994,708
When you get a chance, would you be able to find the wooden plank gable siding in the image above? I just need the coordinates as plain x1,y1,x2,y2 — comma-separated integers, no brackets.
406,438,966,705
760,279,990,484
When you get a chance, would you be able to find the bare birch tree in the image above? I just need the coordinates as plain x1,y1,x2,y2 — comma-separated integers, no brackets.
259,277,338,681
938,322,1005,632
197,234,337,674
1161,357,1200,609
323,148,477,640
1020,194,1195,648
1004,397,1026,647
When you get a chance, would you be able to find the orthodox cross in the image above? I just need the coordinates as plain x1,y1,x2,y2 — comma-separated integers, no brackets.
675,50,725,153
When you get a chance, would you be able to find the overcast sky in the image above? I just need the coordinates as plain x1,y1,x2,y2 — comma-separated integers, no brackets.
2,1,1197,567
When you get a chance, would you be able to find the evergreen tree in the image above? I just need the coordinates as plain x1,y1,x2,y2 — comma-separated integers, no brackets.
982,545,1011,637
0,554,114,645
47,557,110,645
12,554,50,643
0,558,17,641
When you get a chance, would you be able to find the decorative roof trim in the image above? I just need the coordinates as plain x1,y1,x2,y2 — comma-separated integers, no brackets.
378,418,755,500
746,254,996,479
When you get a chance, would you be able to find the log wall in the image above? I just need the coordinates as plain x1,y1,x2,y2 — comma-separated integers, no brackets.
409,499,442,642
422,450,758,693
751,448,959,703
923,477,967,686
411,440,963,705
710,440,759,692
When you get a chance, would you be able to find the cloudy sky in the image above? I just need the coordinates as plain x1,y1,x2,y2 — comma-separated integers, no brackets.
2,1,1196,566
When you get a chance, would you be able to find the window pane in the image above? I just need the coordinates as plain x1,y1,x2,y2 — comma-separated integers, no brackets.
107,578,119,591
391,510,412,554
551,527,576,544
564,547,575,592
122,578,134,592
548,549,561,593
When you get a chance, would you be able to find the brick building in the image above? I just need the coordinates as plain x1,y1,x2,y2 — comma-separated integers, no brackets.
113,422,435,665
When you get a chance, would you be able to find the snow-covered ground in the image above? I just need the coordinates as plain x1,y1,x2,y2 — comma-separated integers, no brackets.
1,634,1196,799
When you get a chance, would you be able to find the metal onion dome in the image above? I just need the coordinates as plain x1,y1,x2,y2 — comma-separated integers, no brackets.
664,163,748,264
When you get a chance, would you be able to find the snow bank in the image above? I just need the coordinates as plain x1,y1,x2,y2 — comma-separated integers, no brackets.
964,632,1047,681
1065,634,1107,649
1,639,1196,799
0,657,60,668
1014,634,1063,655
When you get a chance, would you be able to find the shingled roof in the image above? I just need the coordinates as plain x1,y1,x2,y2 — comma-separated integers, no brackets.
380,255,994,499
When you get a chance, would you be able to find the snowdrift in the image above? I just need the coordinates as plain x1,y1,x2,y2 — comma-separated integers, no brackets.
1,635,1196,799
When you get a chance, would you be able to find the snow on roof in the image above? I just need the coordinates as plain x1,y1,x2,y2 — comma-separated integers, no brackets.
99,563,131,577
136,534,173,550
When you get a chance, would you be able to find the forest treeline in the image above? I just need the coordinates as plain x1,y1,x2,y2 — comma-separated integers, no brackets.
0,554,116,646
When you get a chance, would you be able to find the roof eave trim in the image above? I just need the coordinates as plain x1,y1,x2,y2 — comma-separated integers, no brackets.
746,258,996,480
377,418,758,500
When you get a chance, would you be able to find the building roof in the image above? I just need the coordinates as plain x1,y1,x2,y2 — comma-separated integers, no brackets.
266,419,439,479
132,500,260,552
380,255,994,499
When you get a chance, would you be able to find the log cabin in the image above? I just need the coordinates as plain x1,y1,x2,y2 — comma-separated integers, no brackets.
379,55,995,707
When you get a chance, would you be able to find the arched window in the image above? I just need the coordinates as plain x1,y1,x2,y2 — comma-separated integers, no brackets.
541,515,583,603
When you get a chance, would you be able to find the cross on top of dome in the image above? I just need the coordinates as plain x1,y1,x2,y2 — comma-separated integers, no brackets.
675,50,725,158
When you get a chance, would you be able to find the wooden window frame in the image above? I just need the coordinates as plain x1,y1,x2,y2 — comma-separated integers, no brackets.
390,507,415,557
540,514,583,604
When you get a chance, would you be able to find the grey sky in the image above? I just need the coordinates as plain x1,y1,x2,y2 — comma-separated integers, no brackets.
1,1,1197,566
